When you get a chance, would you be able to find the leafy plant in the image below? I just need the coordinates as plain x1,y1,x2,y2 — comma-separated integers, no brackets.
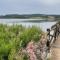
0,24,43,60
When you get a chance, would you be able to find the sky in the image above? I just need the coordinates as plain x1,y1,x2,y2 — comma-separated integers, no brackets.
0,0,60,15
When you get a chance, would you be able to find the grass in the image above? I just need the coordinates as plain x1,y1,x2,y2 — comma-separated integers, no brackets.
0,24,43,60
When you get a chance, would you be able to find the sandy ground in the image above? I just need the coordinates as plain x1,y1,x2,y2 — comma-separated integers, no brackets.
51,35,60,60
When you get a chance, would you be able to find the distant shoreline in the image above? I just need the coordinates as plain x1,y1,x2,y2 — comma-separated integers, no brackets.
0,14,60,20
0,18,59,23
0,14,60,23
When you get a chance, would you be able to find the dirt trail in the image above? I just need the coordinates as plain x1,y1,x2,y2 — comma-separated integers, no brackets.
51,35,60,60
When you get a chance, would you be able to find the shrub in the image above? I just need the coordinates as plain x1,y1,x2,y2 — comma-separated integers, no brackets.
0,24,43,60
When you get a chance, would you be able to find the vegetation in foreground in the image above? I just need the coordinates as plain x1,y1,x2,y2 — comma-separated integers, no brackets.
0,24,43,60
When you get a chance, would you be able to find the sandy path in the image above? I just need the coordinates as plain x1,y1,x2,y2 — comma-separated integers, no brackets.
51,35,60,60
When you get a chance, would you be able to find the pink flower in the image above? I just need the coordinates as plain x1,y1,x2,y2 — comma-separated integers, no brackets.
26,41,37,60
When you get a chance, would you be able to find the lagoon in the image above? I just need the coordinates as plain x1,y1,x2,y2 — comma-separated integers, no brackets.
0,19,56,32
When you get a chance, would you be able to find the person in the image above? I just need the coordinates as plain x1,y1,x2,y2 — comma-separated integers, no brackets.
47,29,50,41
46,29,51,52
52,24,59,43
51,22,60,43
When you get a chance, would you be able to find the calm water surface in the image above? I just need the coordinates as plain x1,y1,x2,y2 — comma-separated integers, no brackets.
0,19,57,32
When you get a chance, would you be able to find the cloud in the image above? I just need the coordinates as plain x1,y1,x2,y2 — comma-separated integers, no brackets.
0,0,60,15
38,0,60,6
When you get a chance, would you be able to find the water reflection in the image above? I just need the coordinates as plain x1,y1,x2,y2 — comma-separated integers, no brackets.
0,19,57,32
17,22,56,32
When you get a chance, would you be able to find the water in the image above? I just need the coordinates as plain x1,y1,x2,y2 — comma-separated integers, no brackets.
0,19,57,32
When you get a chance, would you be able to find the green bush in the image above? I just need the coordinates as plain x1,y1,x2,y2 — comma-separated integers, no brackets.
0,24,43,60
20,26,42,48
